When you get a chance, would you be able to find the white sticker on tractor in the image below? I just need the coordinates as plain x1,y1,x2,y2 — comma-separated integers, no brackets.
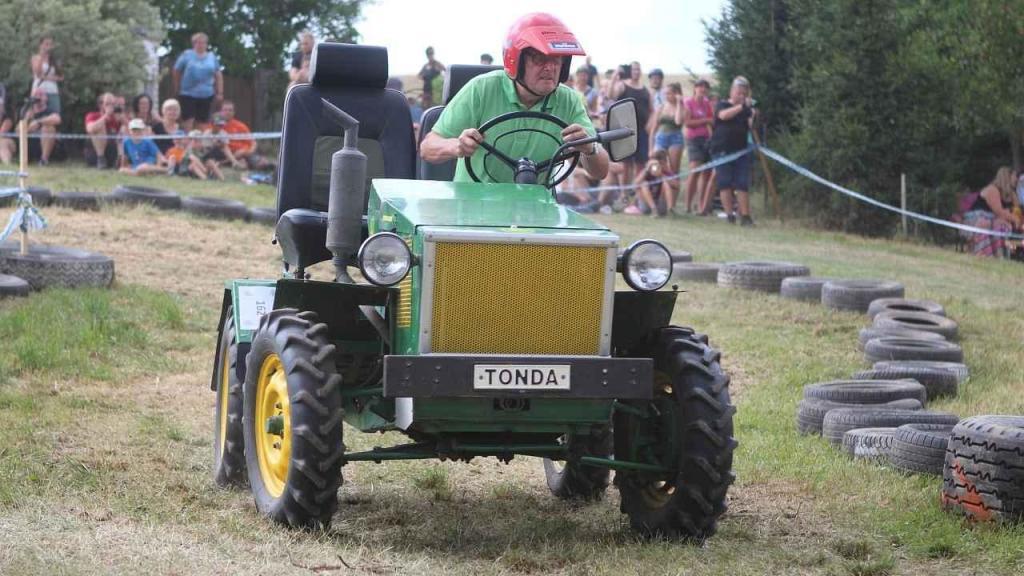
237,285,277,331
473,364,570,391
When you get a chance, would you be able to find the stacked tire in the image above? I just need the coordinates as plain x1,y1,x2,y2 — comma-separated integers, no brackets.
718,261,809,293
943,416,1024,522
796,379,927,435
822,280,904,313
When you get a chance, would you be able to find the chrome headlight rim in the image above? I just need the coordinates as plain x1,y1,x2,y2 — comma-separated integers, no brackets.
621,239,672,292
357,232,413,286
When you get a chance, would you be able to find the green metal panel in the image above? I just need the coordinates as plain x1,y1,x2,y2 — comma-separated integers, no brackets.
370,178,609,231
407,398,613,435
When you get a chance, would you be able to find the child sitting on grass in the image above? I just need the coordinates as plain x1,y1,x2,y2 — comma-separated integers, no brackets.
166,130,207,179
119,118,166,176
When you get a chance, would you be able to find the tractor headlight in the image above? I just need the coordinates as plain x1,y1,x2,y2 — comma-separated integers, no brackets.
621,240,672,292
358,232,412,286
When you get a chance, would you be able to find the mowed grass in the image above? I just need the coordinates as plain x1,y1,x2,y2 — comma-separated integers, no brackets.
0,179,1022,574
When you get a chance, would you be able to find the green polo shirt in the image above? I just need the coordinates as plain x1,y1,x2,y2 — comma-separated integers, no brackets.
432,70,595,183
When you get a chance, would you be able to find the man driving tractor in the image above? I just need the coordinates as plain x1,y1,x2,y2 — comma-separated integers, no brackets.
420,12,610,183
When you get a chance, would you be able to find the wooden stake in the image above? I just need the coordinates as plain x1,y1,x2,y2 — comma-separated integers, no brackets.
18,118,29,255
750,128,781,221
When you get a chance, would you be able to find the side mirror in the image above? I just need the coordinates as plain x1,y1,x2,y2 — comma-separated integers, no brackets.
604,99,639,162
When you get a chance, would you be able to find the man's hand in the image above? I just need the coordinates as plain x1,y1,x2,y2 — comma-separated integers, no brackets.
455,128,483,158
562,123,593,155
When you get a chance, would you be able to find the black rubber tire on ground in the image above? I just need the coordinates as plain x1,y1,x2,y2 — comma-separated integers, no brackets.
0,186,51,207
820,280,905,313
796,398,921,435
243,308,344,529
0,244,114,289
182,196,249,221
52,191,103,211
888,423,955,476
873,310,959,340
613,326,736,540
867,297,945,320
942,415,1024,522
671,251,693,264
671,262,721,283
841,427,897,460
852,367,958,399
110,185,182,210
717,261,810,293
213,306,246,487
0,273,31,297
873,360,969,384
247,206,278,226
780,276,835,302
543,429,612,501
803,379,927,405
864,337,963,364
822,408,959,445
857,326,945,350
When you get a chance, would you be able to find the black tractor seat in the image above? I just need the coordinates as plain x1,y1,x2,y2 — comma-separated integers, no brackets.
276,209,369,277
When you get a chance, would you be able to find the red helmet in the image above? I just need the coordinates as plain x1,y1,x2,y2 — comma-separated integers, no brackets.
503,13,586,85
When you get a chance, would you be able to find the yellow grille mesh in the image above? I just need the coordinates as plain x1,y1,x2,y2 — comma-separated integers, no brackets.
396,274,413,327
430,242,607,355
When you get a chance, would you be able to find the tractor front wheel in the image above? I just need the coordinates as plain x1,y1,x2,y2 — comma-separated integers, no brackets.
243,308,344,529
213,306,246,486
542,430,612,501
614,326,736,540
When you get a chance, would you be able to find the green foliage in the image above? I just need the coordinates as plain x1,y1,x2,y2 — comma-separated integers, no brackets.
705,0,1024,236
0,0,163,133
151,0,366,75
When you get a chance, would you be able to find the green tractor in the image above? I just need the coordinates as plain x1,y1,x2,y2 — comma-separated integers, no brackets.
211,43,735,540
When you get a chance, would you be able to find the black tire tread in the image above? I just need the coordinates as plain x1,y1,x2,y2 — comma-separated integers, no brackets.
0,244,115,289
873,310,959,340
672,262,720,283
214,306,246,486
796,398,921,435
867,298,945,319
842,427,897,460
942,416,1024,522
852,367,958,399
821,279,905,312
857,327,945,350
803,379,927,405
182,196,250,221
718,261,810,293
780,276,834,301
543,430,612,501
888,423,955,476
822,408,959,445
864,337,963,364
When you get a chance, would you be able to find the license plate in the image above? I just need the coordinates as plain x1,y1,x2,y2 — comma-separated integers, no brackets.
473,364,570,391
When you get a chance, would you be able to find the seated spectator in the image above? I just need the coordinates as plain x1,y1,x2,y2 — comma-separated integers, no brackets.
131,93,161,129
25,87,61,165
962,166,1023,257
632,149,677,217
196,125,229,180
119,118,166,175
84,92,125,169
165,130,207,179
218,100,273,170
151,98,182,154
0,86,15,165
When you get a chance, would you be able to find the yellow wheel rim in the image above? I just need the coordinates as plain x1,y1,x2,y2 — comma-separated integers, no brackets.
255,353,290,498
217,346,230,456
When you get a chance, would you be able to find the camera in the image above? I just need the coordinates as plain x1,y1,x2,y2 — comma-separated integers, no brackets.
113,105,124,114
619,64,631,79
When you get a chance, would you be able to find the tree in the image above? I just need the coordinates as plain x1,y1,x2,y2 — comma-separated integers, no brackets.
704,0,798,135
152,0,366,76
0,0,163,134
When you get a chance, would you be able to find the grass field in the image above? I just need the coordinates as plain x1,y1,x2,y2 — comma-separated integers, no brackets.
0,168,1022,575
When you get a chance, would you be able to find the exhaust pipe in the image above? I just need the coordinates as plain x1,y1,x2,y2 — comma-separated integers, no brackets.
321,99,367,283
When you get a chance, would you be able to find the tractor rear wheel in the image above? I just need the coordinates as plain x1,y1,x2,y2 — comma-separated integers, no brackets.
213,306,246,486
243,308,344,529
542,430,612,501
613,326,736,540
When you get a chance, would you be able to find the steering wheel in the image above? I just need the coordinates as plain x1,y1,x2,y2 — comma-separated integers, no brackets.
463,110,581,188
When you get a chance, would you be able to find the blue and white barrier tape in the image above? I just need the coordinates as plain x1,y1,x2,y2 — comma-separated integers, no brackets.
0,171,29,178
0,131,281,141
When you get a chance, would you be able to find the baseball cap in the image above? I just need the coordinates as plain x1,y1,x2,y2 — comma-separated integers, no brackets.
648,68,664,78
128,118,146,131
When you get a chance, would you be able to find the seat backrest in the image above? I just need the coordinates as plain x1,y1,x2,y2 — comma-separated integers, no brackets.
415,64,500,182
276,43,416,216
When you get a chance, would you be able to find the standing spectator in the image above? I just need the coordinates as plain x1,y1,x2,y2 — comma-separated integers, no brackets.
84,92,125,169
573,66,599,122
418,46,446,108
289,31,315,86
173,32,223,130
962,167,1022,256
218,100,274,170
30,36,62,120
0,86,15,165
652,82,684,176
648,68,665,109
131,93,161,129
611,61,655,182
684,79,715,214
583,56,598,88
24,88,60,166
480,53,493,65
120,118,166,175
151,99,182,154
709,76,756,226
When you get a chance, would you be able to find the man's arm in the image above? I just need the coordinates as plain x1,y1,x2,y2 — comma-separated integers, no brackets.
420,129,482,163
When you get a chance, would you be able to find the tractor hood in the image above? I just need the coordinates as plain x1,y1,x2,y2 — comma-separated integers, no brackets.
368,179,608,232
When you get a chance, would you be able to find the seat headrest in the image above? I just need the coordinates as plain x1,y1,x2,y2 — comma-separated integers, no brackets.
442,64,501,104
311,43,389,89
